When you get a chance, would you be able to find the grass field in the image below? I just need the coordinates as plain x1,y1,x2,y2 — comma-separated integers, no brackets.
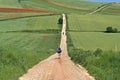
0,14,60,32
69,32,120,51
68,14,120,31
67,14,120,51
101,3,120,15
0,33,60,80
0,14,61,80
67,13,120,80
21,0,89,14
0,0,120,80
54,0,104,9
0,0,21,8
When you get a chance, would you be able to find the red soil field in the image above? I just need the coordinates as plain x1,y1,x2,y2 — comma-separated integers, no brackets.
0,8,52,13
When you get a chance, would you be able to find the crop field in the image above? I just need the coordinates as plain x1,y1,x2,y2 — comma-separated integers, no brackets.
21,0,89,14
67,13,120,80
0,0,21,8
68,14,120,31
0,14,61,80
54,0,104,9
0,0,120,80
0,33,60,80
0,12,54,20
69,32,120,51
0,15,60,32
67,14,120,51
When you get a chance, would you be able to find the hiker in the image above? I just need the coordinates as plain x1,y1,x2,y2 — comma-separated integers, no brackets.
57,48,62,58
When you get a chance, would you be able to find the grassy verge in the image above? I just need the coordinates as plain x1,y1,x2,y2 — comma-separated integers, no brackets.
68,47,120,80
67,32,120,80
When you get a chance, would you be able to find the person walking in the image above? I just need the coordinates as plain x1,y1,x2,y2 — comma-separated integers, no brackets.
57,48,62,59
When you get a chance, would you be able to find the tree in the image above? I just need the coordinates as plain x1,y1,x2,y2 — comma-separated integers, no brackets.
106,26,113,33
58,18,63,24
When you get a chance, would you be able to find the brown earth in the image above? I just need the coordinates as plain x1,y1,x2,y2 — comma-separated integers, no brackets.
0,8,54,13
19,14,95,80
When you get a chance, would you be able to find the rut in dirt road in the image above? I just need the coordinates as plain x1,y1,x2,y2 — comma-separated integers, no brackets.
19,14,95,80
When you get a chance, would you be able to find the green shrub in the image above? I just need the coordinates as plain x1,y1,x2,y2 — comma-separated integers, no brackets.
106,27,118,33
93,48,103,57
58,17,63,24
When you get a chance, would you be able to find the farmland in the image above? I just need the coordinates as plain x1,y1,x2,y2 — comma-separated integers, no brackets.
0,14,61,80
0,0,21,8
0,0,120,80
67,14,120,51
0,15,60,31
68,14,120,31
21,0,89,14
69,32,120,51
53,0,104,9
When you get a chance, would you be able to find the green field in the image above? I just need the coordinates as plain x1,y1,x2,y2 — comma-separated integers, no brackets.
68,14,120,31
0,14,60,32
0,0,21,8
101,3,120,15
0,14,61,80
20,0,89,14
0,0,120,80
69,32,120,51
0,33,60,80
66,11,120,80
54,0,104,9
67,14,120,51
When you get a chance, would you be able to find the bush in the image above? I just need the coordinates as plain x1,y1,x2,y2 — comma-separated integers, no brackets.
58,17,63,24
93,48,103,57
106,27,118,33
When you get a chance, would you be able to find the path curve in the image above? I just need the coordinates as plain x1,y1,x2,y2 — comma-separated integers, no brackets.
19,14,95,80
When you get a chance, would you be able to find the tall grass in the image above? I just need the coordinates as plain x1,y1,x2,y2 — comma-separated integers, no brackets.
0,32,60,80
69,48,120,80
67,33,120,80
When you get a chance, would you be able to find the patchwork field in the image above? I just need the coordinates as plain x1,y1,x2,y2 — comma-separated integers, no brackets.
0,0,120,80
21,0,89,14
67,14,120,51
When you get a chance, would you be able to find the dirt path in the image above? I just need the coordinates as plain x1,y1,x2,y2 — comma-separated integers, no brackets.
19,14,95,80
